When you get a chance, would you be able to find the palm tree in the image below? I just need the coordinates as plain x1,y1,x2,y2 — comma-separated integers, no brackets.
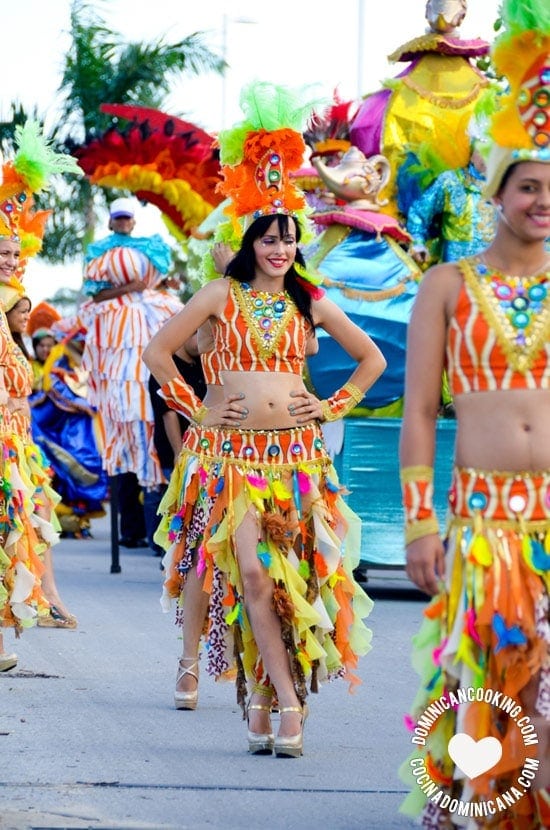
39,0,225,262
57,0,224,144
0,104,39,154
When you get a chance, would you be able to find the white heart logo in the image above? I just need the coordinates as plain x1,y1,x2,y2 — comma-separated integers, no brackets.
448,733,502,779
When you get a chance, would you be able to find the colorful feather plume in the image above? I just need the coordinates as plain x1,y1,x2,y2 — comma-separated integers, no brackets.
14,120,82,192
0,120,81,257
74,104,224,238
489,0,550,151
217,80,326,229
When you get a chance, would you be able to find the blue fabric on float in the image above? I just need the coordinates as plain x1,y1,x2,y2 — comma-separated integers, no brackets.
306,231,418,409
333,418,456,567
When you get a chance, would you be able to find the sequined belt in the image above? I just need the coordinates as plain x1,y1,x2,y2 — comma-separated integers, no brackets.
181,422,328,466
449,467,550,524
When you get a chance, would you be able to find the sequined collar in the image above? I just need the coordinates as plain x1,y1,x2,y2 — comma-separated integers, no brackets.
233,280,297,359
462,257,550,373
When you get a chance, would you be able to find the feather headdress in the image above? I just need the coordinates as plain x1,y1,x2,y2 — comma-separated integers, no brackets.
217,81,326,231
0,121,81,312
205,81,327,293
484,0,550,196
27,301,62,340
0,121,81,257
0,121,82,250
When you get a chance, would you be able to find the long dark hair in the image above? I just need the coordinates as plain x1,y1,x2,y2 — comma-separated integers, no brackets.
225,214,315,332
497,162,519,194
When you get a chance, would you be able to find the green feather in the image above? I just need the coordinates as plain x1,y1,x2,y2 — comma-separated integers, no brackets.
219,80,327,165
498,0,550,40
239,80,325,132
13,120,82,192
298,559,311,580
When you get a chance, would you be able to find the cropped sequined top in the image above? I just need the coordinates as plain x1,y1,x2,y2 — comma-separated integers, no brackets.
446,258,550,395
201,279,309,384
4,341,33,398
3,338,33,439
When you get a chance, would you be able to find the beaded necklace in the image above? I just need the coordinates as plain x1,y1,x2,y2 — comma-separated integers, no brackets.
233,280,296,358
463,257,550,373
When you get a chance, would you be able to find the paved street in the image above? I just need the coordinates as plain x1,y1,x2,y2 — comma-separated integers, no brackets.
1,511,426,830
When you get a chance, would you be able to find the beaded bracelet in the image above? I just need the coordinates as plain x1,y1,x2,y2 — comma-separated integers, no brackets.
320,381,364,422
193,404,209,425
400,465,439,545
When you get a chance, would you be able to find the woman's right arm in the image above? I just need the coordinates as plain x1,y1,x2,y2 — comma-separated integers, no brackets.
143,280,246,427
144,281,224,384
399,264,457,595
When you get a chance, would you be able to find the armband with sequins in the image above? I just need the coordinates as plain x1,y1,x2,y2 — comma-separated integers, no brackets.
159,376,208,424
320,381,363,422
400,465,439,545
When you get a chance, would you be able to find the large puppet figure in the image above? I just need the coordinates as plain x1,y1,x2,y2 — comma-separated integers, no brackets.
350,0,490,217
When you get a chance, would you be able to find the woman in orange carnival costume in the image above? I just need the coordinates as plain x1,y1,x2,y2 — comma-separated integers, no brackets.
0,121,82,666
0,243,46,670
4,294,77,628
399,1,550,826
144,82,386,757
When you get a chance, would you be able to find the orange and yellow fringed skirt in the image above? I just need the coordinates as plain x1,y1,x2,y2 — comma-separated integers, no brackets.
400,468,550,829
155,422,373,710
0,423,49,632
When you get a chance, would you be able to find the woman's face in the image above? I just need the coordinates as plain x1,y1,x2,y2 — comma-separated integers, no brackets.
6,298,31,334
35,336,55,363
0,239,21,283
498,162,550,243
252,217,297,282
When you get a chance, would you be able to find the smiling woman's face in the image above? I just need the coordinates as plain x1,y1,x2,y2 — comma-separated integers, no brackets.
6,297,31,335
498,161,550,243
0,239,21,283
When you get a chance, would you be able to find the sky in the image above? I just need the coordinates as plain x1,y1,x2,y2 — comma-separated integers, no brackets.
4,0,500,307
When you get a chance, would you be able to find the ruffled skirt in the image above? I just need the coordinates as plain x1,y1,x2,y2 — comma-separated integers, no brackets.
400,468,550,829
0,416,57,630
155,422,373,709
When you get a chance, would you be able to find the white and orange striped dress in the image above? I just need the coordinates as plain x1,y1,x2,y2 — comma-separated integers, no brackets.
81,241,182,487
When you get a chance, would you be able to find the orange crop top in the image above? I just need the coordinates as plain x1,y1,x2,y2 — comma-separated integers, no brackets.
5,341,32,398
201,279,309,384
446,258,550,395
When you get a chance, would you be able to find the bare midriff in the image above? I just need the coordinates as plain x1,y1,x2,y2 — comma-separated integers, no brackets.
205,371,311,429
453,388,550,471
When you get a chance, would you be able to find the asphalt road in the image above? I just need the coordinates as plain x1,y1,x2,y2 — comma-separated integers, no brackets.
0,511,426,830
